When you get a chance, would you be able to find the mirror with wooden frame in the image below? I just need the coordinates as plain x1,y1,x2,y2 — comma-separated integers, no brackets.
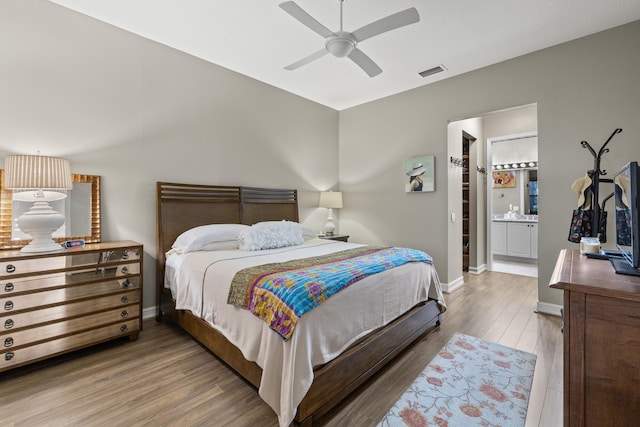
0,171,100,250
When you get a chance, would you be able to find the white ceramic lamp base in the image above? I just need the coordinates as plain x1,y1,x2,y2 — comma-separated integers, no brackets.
17,200,65,252
324,208,336,236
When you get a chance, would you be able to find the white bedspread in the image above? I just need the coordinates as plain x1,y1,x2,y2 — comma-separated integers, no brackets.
165,238,445,427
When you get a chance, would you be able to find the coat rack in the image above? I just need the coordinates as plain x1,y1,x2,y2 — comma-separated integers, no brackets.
580,127,622,240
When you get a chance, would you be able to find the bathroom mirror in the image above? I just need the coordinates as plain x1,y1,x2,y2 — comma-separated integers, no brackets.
0,171,100,249
491,136,538,216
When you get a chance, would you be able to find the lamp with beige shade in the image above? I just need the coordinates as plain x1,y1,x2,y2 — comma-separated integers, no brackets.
319,191,343,236
4,154,72,252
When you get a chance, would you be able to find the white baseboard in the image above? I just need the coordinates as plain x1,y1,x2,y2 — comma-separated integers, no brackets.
535,301,563,317
441,276,465,293
468,264,486,275
143,306,157,320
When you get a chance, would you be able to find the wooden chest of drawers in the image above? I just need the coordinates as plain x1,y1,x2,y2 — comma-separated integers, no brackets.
0,241,142,372
550,249,640,426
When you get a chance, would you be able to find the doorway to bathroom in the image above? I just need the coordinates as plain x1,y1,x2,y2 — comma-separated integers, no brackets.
448,103,538,278
487,132,538,278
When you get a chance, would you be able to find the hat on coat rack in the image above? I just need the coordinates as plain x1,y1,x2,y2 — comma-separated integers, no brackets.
571,174,592,209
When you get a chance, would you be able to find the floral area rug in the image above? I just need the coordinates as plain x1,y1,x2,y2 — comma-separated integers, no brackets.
378,332,537,427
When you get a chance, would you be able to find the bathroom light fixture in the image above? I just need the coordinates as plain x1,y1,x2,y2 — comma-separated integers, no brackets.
492,161,538,171
319,191,343,236
4,154,72,252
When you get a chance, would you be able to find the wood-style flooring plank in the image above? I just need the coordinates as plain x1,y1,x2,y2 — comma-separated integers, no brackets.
0,270,562,427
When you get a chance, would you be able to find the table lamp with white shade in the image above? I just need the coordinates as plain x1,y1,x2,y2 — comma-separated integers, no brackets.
319,191,343,236
4,154,72,252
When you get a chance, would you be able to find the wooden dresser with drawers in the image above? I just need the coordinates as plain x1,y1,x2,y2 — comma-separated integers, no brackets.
550,249,640,426
0,241,142,372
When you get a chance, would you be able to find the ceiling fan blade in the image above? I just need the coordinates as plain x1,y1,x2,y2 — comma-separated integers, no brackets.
279,1,335,39
351,8,420,42
284,48,329,71
347,48,382,77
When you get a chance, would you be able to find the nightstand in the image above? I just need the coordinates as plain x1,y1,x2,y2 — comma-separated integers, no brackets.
319,234,349,242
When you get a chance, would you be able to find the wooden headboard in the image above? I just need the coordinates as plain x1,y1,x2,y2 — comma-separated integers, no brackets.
155,182,299,310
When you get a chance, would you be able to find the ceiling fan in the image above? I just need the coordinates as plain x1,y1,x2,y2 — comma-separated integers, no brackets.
279,1,420,77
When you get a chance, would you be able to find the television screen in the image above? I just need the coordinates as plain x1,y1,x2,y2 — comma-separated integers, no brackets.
614,161,640,269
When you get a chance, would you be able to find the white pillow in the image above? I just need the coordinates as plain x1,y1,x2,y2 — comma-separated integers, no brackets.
200,240,242,251
239,220,304,251
171,223,249,254
301,225,317,240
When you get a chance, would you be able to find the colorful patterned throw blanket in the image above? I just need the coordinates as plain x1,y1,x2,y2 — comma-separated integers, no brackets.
227,246,433,340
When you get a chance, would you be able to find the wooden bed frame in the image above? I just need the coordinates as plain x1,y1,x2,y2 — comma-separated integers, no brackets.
155,182,443,426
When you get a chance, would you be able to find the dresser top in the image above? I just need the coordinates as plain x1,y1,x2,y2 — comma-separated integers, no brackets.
550,249,640,301
0,240,142,261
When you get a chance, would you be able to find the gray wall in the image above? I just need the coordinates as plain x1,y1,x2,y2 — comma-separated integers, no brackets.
339,20,640,310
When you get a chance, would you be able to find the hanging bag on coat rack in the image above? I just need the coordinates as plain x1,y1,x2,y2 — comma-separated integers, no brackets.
598,210,607,242
597,192,613,243
568,208,593,243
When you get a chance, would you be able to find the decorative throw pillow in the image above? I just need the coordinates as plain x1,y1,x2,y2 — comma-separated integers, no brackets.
238,220,304,251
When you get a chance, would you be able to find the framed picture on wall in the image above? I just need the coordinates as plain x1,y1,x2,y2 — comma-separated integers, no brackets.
405,155,435,192
492,170,516,188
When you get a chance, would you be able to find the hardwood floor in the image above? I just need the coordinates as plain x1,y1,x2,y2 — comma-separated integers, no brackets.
0,271,563,426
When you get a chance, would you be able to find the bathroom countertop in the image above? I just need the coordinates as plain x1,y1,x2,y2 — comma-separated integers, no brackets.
492,216,538,223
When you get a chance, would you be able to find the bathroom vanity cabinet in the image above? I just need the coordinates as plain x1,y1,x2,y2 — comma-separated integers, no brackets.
492,219,538,259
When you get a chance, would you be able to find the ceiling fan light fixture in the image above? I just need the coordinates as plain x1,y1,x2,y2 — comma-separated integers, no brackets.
280,2,420,77
325,33,356,57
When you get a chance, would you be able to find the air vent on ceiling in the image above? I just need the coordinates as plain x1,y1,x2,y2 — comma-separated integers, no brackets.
419,64,447,78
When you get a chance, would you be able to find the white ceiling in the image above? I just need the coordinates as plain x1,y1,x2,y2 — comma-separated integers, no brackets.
40,0,640,110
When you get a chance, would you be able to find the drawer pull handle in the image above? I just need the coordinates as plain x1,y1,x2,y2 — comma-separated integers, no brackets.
4,319,13,329
122,252,129,260
121,296,128,304
4,337,13,348
4,283,14,292
121,310,128,319
6,265,15,274
121,279,131,288
121,266,129,274
120,325,128,333
4,301,13,311
4,352,14,361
